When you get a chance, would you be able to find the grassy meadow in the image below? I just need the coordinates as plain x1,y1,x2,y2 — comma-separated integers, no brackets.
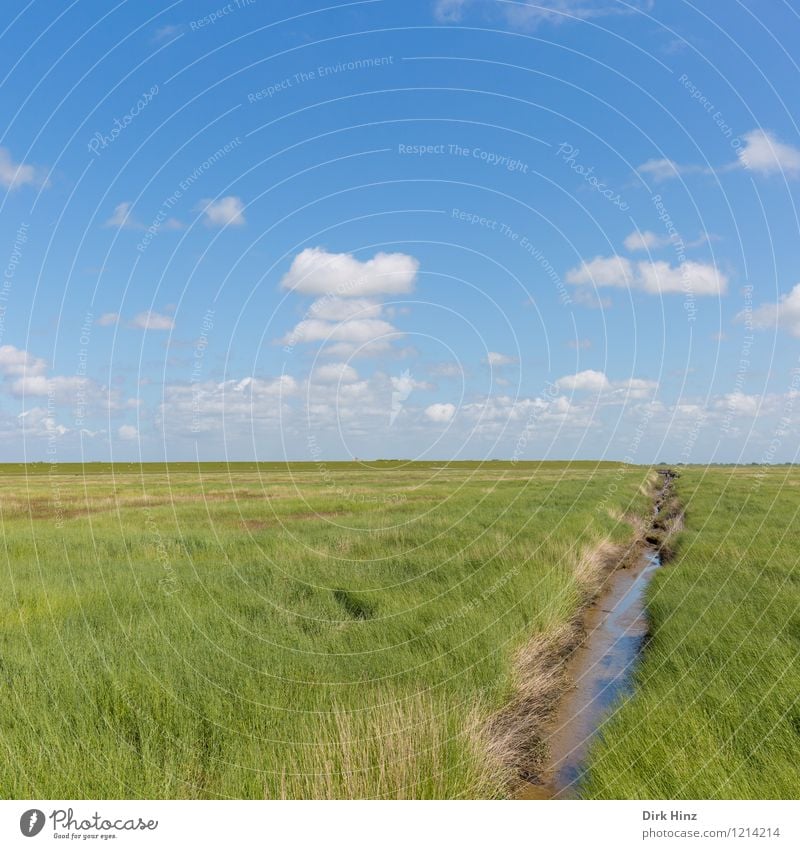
583,466,800,799
0,461,652,799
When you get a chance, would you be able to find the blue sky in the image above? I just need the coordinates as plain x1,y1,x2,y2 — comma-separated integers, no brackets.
1,0,799,462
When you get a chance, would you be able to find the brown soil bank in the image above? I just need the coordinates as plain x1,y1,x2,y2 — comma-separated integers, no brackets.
486,469,682,798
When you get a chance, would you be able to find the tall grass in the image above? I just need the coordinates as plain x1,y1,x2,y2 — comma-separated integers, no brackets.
583,467,800,799
0,462,651,798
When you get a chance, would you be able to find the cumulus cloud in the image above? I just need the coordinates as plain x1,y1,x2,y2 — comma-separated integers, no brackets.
162,375,298,433
567,255,633,288
18,407,68,437
96,312,120,326
196,195,246,227
129,311,175,331
486,351,517,367
746,283,800,337
280,247,419,298
308,296,383,321
312,362,360,383
555,370,657,399
613,377,658,399
281,318,397,347
118,424,139,440
567,255,727,295
737,129,800,177
424,402,456,422
0,345,47,377
636,260,726,295
0,147,46,190
556,369,611,392
623,230,672,252
9,374,88,401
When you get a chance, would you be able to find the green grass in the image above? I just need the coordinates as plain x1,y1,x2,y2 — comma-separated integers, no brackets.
583,466,800,799
0,461,651,799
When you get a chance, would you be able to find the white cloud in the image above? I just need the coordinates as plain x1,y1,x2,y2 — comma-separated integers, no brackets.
737,129,800,177
623,230,672,252
196,195,245,227
118,424,139,440
18,407,68,437
636,158,682,182
104,201,139,229
129,311,175,331
636,260,727,295
613,377,658,399
281,317,397,346
0,147,45,190
0,345,47,377
486,351,517,367
280,247,419,297
555,370,657,398
96,312,120,326
715,392,760,417
556,369,610,392
161,375,299,433
312,363,360,383
424,402,456,422
308,296,383,321
566,255,633,288
747,283,800,337
567,255,727,295
10,374,88,402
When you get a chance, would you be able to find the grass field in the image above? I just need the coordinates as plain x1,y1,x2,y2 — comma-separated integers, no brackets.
0,461,652,799
583,466,800,799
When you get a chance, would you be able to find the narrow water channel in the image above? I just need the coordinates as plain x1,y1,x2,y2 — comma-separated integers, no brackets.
521,545,664,799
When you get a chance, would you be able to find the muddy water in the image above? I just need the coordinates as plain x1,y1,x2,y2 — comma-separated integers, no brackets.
520,547,662,799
